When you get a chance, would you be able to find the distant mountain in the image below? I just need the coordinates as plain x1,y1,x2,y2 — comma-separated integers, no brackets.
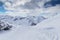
0,15,46,26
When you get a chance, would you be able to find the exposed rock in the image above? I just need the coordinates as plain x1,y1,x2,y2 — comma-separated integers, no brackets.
0,21,12,31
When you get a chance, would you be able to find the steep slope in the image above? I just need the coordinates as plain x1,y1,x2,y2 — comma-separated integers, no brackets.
36,14,60,29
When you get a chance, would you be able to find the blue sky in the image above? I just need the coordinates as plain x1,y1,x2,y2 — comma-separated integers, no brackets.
0,1,6,13
44,0,60,8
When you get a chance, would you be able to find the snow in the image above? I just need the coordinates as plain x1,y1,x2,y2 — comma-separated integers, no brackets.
0,15,46,26
0,14,60,40
36,14,60,29
0,20,12,31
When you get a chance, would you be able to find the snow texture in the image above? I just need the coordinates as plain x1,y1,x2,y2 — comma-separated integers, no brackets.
0,14,60,40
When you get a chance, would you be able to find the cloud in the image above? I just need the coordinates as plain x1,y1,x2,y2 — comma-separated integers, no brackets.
0,0,31,16
27,5,60,18
0,0,51,10
5,9,30,17
3,0,31,10
0,0,60,17
21,0,51,9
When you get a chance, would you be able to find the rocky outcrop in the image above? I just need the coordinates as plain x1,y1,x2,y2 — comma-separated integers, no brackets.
0,21,12,31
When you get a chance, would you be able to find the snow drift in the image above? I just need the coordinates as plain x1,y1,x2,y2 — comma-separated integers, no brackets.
0,14,60,40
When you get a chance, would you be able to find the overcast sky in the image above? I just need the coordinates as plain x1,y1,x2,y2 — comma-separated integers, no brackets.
0,0,60,16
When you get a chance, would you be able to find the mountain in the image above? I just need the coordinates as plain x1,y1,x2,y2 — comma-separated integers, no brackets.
0,14,60,40
0,14,46,26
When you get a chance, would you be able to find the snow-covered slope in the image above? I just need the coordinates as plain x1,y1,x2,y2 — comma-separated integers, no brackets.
0,14,60,40
0,15,46,26
36,14,60,29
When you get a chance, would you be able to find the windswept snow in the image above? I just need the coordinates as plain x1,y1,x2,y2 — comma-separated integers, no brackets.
0,14,60,40
36,14,60,29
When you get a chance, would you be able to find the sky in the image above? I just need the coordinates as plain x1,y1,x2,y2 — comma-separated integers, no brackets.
0,0,60,16
0,1,6,12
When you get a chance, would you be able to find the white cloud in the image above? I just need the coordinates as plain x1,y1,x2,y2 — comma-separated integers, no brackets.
5,9,30,17
2,0,51,10
0,0,60,17
3,0,31,10
1,0,31,16
37,0,51,8
27,5,60,18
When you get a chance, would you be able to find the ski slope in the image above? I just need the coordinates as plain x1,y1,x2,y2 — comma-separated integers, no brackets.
0,14,60,40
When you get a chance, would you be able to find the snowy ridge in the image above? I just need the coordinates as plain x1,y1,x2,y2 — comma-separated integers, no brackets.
0,14,46,26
